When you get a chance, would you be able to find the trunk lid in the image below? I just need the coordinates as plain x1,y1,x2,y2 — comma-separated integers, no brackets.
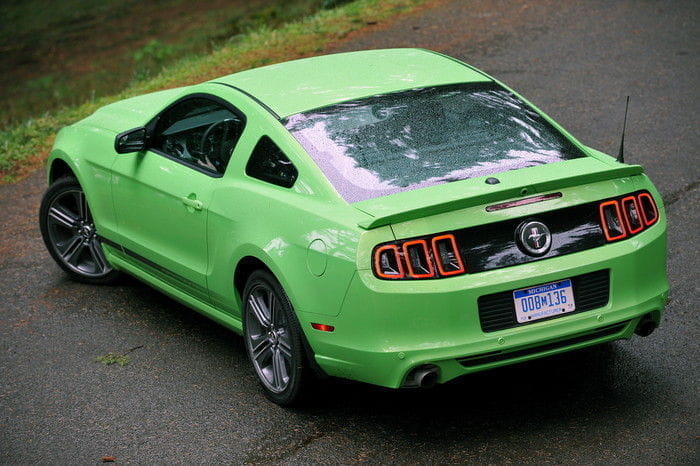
353,157,643,230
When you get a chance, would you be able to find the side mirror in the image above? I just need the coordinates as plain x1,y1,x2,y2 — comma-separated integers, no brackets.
115,127,147,154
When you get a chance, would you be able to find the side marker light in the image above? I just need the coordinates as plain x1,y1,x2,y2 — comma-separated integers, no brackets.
311,323,335,332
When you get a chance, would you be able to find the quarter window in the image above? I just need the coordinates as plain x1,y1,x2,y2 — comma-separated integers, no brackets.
151,97,245,175
245,136,298,188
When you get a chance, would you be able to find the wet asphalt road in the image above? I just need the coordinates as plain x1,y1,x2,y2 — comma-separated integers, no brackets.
1,0,698,463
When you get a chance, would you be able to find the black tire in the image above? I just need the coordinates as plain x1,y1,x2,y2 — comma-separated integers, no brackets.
242,269,312,406
39,177,121,285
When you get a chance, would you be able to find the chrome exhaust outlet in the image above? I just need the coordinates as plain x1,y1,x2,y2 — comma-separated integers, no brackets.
635,314,657,337
402,365,440,388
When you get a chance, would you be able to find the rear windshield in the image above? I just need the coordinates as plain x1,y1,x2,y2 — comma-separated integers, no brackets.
283,83,586,203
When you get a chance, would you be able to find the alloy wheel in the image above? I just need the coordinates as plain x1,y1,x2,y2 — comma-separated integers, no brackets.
245,283,294,393
45,188,112,278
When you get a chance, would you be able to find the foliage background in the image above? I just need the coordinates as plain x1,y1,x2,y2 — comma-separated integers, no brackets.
0,0,431,182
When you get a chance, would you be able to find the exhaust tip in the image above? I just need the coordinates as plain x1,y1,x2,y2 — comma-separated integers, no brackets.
402,364,440,388
635,314,657,337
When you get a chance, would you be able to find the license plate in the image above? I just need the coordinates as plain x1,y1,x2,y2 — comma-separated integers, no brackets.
513,279,576,323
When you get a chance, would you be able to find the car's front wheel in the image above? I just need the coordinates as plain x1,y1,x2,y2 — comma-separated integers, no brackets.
39,177,121,285
243,270,311,406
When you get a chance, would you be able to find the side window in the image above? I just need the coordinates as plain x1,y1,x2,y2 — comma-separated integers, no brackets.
245,136,298,188
150,97,245,175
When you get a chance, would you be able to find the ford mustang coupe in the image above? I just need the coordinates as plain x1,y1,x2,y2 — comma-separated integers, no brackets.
39,49,668,405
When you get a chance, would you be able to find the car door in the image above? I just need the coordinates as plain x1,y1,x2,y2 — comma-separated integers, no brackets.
111,95,245,301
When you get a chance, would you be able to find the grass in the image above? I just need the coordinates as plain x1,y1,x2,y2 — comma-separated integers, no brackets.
0,0,432,183
95,345,143,366
96,352,131,366
0,0,348,127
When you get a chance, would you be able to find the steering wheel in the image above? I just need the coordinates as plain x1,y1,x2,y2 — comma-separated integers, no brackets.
199,119,233,166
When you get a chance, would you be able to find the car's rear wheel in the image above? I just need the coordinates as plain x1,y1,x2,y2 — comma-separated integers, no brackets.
39,177,121,285
243,270,310,406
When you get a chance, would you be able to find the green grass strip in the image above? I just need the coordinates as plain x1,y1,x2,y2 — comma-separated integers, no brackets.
0,0,431,183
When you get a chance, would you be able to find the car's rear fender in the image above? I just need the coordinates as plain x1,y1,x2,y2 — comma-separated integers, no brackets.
205,176,389,325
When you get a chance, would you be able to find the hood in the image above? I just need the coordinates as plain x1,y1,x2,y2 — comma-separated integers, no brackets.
77,87,188,133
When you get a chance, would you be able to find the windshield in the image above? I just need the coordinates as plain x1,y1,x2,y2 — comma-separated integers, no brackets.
284,83,586,203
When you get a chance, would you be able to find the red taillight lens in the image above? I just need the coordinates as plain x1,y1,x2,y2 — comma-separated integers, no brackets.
374,244,405,279
599,200,627,241
402,240,436,278
372,234,466,280
431,234,465,276
599,191,659,242
637,192,659,226
621,196,644,234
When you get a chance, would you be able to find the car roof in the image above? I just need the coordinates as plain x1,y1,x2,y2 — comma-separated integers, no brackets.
211,48,491,118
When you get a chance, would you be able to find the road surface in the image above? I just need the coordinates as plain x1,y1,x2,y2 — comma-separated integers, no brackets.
1,0,698,462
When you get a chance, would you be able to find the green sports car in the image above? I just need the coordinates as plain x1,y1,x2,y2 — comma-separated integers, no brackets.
39,49,668,405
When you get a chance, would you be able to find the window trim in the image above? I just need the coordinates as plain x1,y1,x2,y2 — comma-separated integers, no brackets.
211,82,280,120
146,93,247,178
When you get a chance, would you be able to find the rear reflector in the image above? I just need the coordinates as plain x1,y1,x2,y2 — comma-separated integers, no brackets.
311,323,335,332
599,200,627,241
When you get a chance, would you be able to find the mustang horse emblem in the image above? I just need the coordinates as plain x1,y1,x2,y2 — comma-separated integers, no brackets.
528,227,545,248
517,220,551,256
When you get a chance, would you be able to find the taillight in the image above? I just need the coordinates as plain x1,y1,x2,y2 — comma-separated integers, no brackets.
637,192,659,226
599,191,659,242
621,196,643,234
431,234,465,276
373,233,465,280
599,200,627,241
402,240,436,278
374,244,405,279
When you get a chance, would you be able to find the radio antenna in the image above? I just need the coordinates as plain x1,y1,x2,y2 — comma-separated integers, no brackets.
617,96,630,163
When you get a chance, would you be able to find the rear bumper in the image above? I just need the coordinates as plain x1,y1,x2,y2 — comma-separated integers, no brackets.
298,223,668,388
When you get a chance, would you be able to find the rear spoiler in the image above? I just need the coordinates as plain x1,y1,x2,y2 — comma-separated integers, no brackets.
357,164,644,230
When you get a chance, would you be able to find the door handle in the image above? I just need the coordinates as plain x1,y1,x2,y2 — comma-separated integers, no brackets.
182,196,203,211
